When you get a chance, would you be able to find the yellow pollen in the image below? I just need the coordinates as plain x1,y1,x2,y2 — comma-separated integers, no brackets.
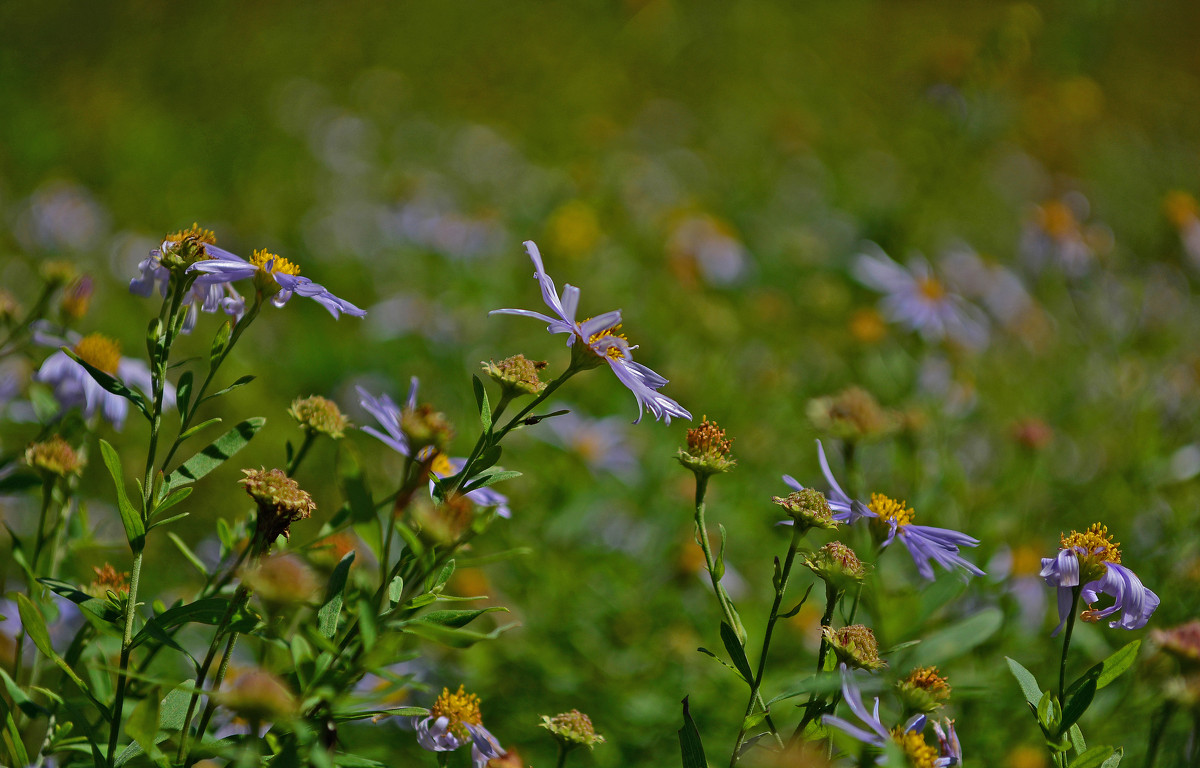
584,318,629,360
250,249,301,276
916,277,946,302
891,728,939,768
1060,522,1121,564
429,685,482,740
164,222,217,245
868,493,915,527
430,452,455,477
74,333,121,375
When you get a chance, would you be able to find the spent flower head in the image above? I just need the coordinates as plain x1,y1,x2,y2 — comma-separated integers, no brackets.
806,386,899,443
24,435,84,477
804,541,868,591
677,416,736,477
240,468,316,544
482,354,548,397
288,395,351,439
824,624,887,671
774,488,838,532
541,709,605,750
85,563,130,599
896,667,952,715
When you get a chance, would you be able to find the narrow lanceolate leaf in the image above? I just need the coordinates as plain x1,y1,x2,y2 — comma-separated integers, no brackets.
461,468,521,493
16,594,108,719
678,696,708,768
1058,677,1097,736
415,607,508,629
151,486,193,520
164,417,265,491
198,374,255,404
318,551,355,639
99,439,145,552
1005,657,1044,708
1070,640,1141,694
63,348,151,420
402,620,514,648
1068,745,1115,768
472,375,492,432
176,370,194,420
720,621,754,686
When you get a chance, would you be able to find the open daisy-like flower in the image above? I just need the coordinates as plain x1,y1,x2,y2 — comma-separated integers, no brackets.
797,440,982,581
414,686,504,768
1039,523,1159,636
35,329,174,430
188,246,366,319
854,243,989,350
357,380,510,517
824,665,959,766
489,240,690,424
129,224,246,333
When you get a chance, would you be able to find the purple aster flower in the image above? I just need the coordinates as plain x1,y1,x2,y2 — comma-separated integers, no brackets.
824,664,956,766
188,246,366,319
799,440,983,580
34,328,174,430
1038,523,1159,636
534,407,639,480
414,686,505,768
357,381,511,517
489,240,690,425
854,243,989,350
129,226,246,333
931,719,961,766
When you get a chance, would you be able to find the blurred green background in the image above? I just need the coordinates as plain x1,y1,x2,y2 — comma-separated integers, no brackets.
4,1,1200,766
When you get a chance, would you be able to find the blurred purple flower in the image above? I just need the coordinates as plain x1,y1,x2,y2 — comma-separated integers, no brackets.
357,380,511,517
535,408,638,480
490,240,690,424
189,246,366,319
854,243,989,350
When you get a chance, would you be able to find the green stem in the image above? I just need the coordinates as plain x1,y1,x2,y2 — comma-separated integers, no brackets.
191,629,240,762
177,585,251,763
107,548,143,765
791,583,842,746
730,524,805,766
0,281,56,358
285,431,316,478
1058,586,1083,703
1145,701,1177,768
554,741,569,768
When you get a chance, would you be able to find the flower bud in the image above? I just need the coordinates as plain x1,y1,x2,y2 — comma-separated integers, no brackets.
773,489,837,533
288,395,351,439
482,354,548,398
24,435,84,477
823,624,886,671
676,417,736,477
895,666,951,714
540,709,605,750
240,468,316,546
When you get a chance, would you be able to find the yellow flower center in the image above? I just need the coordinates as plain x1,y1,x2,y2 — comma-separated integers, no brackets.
868,493,915,528
250,249,301,276
430,452,455,477
1039,200,1077,238
1165,190,1200,229
584,318,629,360
916,277,946,302
164,223,217,246
430,685,482,741
1060,522,1121,564
891,727,939,768
74,333,121,375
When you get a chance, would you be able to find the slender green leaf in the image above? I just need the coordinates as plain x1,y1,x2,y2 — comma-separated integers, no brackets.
198,374,255,404
402,620,515,648
1068,746,1115,768
318,552,355,639
1071,640,1141,694
3,710,29,768
210,320,232,366
147,511,190,531
678,696,708,768
472,375,492,432
416,607,508,629
1100,748,1122,767
1070,724,1087,755
167,532,209,576
1058,677,1097,736
99,439,145,551
720,621,753,685
0,667,50,717
16,594,108,718
696,646,750,680
1006,657,1044,708
38,578,120,622
151,486,193,519
388,576,405,605
461,469,521,493
178,417,222,442
131,597,259,648
177,370,194,419
63,348,151,420
164,417,265,491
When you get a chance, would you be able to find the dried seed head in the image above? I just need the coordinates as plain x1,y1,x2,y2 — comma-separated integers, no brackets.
804,541,868,590
806,386,898,443
773,489,837,532
896,666,951,714
288,395,351,439
482,354,548,397
240,468,316,545
86,563,130,599
540,709,605,749
25,435,84,477
677,416,736,477
823,624,886,671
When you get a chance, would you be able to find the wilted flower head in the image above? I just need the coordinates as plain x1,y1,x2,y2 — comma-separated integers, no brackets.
216,669,297,723
35,329,173,430
24,435,84,477
241,554,319,606
1040,522,1159,635
490,240,690,424
482,354,547,397
896,667,952,715
854,243,989,350
807,386,899,443
85,563,130,599
1153,620,1200,670
188,245,366,319
804,541,868,590
774,489,838,532
415,686,505,768
288,395,350,439
677,416,736,477
540,709,605,749
59,275,93,321
240,468,316,544
823,624,887,671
